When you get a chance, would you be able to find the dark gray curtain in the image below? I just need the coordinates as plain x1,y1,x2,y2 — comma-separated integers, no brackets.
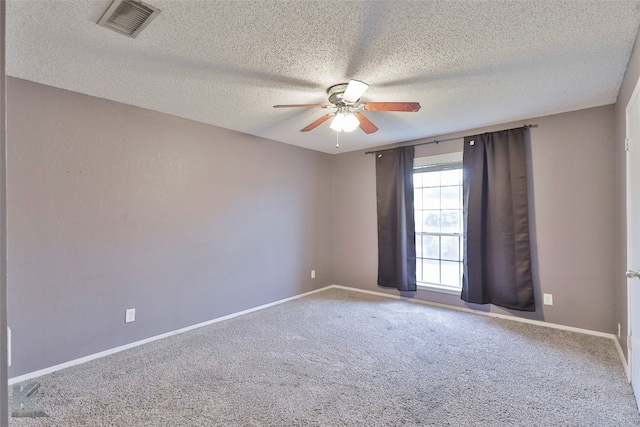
462,127,535,311
376,146,416,292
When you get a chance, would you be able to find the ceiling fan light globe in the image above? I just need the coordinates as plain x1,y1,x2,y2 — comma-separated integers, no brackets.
343,113,360,132
330,113,347,131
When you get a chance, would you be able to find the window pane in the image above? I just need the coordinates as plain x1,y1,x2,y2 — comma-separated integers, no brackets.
441,210,461,234
441,261,461,287
415,210,423,233
441,186,460,209
441,169,461,186
413,172,423,188
423,187,440,209
422,259,439,284
422,171,440,187
423,211,440,233
441,236,460,261
414,188,423,210
413,162,463,291
422,235,439,258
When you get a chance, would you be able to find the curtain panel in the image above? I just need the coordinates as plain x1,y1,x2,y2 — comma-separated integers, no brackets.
462,128,535,311
376,146,416,292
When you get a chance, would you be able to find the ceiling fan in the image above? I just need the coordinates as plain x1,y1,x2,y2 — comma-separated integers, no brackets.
274,80,421,134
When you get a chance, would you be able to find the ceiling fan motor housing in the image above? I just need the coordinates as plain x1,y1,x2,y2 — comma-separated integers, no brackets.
327,83,352,105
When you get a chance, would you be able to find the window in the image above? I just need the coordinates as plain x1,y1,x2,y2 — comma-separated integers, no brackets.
413,153,463,294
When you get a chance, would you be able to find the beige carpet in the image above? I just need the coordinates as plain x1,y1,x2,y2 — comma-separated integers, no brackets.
9,288,640,426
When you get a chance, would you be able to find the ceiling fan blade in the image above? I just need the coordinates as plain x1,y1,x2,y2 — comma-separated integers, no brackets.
343,80,369,103
362,102,421,112
273,104,332,108
300,114,334,132
354,112,378,134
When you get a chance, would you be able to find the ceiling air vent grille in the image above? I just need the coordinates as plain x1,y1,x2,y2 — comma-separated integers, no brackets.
98,0,161,39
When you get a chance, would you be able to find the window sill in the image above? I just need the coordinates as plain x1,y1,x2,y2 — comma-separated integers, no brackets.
417,283,462,296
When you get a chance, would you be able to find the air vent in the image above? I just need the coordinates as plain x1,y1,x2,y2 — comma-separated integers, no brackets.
98,0,161,39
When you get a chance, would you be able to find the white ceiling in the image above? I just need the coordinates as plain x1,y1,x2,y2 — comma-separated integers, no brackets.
6,1,640,154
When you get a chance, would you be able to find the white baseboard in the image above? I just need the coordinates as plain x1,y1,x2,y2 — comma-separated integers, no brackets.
614,336,630,380
9,286,328,385
10,283,628,385
327,284,629,375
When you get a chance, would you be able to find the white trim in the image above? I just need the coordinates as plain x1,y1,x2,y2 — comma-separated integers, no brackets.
8,286,328,385
625,75,640,386
414,151,463,169
10,284,628,385
417,283,462,296
615,335,630,379
328,285,626,365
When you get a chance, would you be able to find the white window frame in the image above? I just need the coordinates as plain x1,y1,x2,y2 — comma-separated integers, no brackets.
413,152,464,295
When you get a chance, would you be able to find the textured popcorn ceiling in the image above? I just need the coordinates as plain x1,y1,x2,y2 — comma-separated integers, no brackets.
6,0,640,153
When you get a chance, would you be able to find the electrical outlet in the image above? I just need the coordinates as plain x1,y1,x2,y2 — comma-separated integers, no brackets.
311,270,316,279
618,323,621,339
543,293,553,306
125,308,136,323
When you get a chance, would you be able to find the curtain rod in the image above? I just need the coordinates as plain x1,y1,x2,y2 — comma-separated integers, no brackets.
364,124,538,155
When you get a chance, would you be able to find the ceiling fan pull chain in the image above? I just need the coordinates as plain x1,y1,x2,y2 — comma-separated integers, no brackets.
336,131,340,149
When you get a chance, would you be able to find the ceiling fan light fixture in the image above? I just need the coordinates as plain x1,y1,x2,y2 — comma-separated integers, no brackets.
330,112,359,132
330,113,346,131
342,80,369,104
343,113,360,132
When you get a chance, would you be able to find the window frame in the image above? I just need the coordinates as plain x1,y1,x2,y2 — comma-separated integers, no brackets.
413,152,464,295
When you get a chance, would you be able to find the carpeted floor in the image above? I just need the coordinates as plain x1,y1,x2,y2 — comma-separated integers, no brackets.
8,288,640,426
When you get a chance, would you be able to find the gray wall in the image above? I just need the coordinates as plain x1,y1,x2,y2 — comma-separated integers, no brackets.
1,2,9,425
6,78,333,378
614,27,640,360
332,105,617,333
3,73,625,380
